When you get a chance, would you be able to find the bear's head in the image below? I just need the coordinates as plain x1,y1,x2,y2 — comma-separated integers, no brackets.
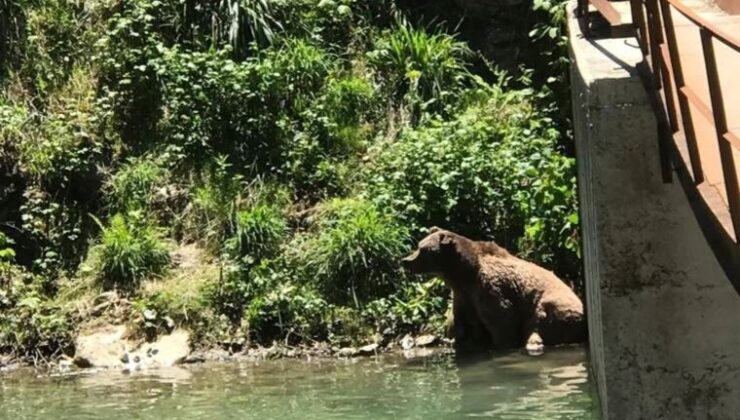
401,227,459,275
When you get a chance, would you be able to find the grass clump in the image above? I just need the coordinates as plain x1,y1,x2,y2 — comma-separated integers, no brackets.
225,205,287,264
369,20,474,118
91,212,170,291
108,157,168,213
293,198,410,307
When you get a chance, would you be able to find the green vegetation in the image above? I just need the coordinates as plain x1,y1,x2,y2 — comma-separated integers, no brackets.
0,0,578,363
293,198,410,307
91,212,171,291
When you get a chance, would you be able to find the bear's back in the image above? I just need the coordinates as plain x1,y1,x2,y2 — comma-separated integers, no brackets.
476,251,579,306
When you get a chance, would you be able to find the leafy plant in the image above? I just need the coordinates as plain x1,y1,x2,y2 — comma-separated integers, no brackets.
243,274,330,344
0,270,76,363
0,232,16,288
0,232,15,264
0,295,75,363
322,75,379,130
363,276,449,335
363,86,580,279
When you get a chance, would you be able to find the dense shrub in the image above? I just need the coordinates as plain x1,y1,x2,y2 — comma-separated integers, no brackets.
363,87,580,278
291,198,410,306
153,39,332,171
0,270,75,363
4,0,84,96
91,212,170,291
2,69,106,276
323,76,379,128
279,75,380,200
243,270,330,344
363,277,449,335
0,232,16,287
182,156,245,251
93,0,166,149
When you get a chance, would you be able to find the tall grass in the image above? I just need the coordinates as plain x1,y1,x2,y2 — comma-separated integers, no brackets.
295,198,410,307
108,158,167,213
92,212,170,291
225,204,287,264
369,20,473,113
219,0,283,58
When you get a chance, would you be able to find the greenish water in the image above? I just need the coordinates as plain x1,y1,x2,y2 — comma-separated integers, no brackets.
0,347,599,420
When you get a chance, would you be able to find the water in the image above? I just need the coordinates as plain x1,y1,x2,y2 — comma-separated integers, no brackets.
0,347,600,420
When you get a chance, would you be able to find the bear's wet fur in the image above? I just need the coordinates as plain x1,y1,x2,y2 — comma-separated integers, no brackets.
402,227,585,353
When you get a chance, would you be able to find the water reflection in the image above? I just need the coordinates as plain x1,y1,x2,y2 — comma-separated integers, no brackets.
0,347,599,420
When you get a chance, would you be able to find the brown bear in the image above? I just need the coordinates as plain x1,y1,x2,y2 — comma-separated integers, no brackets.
401,227,585,353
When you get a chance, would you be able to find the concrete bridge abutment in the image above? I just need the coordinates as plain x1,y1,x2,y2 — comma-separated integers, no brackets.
568,3,740,419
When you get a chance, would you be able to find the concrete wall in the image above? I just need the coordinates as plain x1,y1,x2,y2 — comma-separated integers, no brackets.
568,4,740,419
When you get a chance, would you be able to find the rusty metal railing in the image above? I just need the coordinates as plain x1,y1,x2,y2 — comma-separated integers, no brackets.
578,0,740,244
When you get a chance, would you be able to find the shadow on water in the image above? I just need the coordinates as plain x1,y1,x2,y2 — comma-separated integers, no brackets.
0,346,600,420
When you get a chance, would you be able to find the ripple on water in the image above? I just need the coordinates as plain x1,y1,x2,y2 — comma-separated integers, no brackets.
0,347,599,420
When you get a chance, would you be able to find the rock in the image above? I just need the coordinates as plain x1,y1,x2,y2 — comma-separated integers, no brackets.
143,309,157,321
74,324,190,370
57,357,74,372
90,301,112,316
400,335,415,350
181,354,206,364
163,316,175,332
93,291,118,305
310,342,332,357
260,345,286,360
140,329,190,367
357,343,379,356
73,324,129,368
204,348,231,361
414,334,439,348
336,347,359,358
402,347,436,360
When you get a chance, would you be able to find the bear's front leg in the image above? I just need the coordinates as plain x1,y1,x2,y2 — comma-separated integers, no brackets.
452,291,490,352
523,310,546,355
524,330,544,355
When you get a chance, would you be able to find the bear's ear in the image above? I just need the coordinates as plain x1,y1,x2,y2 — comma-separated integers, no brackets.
429,226,442,234
439,232,454,247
